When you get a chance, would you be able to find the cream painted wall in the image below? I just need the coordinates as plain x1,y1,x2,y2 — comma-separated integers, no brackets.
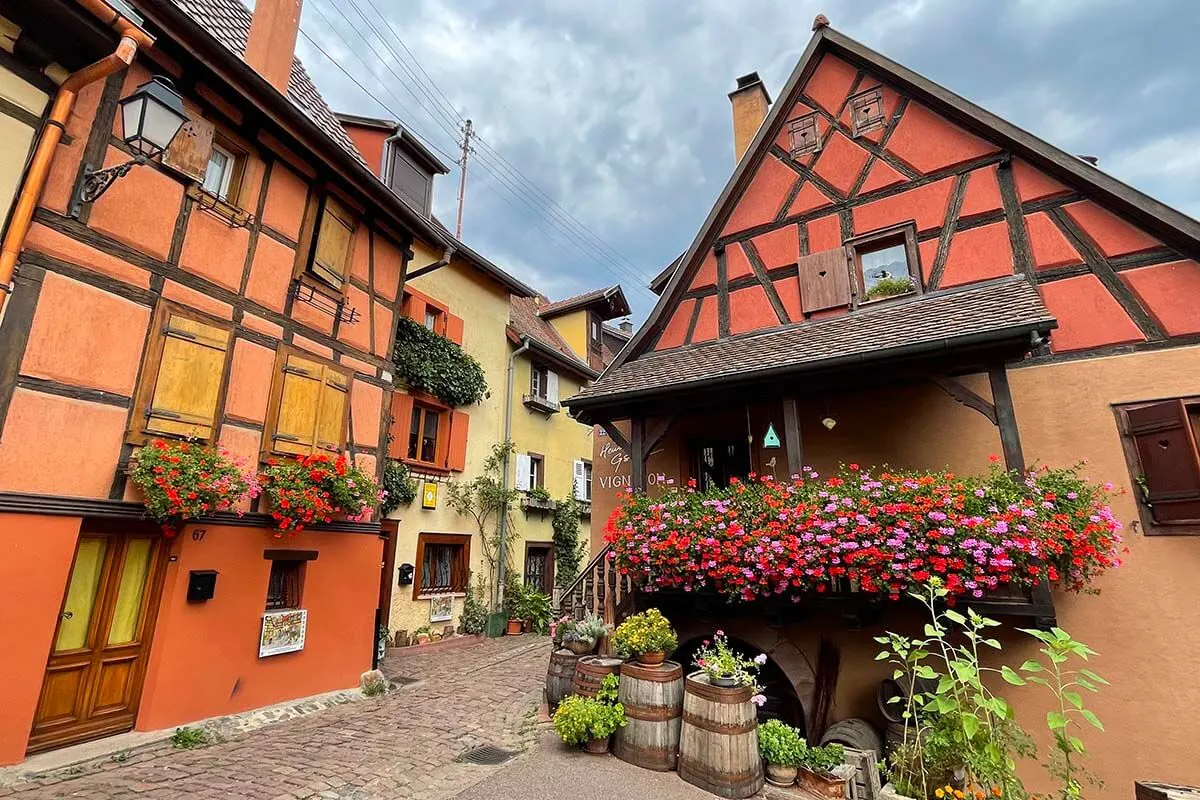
547,309,589,361
0,66,47,233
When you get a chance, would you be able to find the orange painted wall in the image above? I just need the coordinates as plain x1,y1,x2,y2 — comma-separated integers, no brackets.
0,514,81,765
136,525,380,731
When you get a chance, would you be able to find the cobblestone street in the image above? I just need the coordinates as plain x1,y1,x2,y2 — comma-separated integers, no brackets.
7,636,552,800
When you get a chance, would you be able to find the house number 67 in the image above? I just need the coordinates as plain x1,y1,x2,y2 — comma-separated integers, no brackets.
192,529,206,542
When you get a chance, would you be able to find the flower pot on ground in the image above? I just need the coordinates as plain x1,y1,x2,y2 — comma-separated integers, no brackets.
505,618,523,636
611,608,678,665
584,737,609,755
759,719,805,787
552,680,626,753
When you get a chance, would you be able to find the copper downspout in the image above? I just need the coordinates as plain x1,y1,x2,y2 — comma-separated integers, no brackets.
0,2,155,315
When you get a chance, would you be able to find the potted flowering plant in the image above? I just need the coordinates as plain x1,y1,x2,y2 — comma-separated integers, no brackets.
759,719,805,786
799,742,848,799
694,630,768,688
260,453,381,536
552,675,626,754
128,439,258,536
611,608,678,666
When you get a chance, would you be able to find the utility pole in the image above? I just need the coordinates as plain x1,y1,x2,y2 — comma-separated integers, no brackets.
455,118,474,240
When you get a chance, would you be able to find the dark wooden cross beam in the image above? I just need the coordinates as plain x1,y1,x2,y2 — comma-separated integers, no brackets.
987,365,1025,471
619,415,675,492
782,396,803,476
599,421,631,454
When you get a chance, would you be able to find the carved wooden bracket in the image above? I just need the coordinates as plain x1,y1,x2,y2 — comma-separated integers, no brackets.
599,421,631,454
930,376,997,426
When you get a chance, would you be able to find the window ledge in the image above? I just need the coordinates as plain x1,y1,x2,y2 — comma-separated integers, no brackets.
416,591,467,600
402,459,452,477
186,184,254,229
579,502,592,516
522,395,560,414
521,495,556,512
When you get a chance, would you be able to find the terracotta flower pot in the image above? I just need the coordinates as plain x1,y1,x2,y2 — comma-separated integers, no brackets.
636,650,666,666
799,767,847,799
765,763,798,787
584,736,610,755
505,618,523,635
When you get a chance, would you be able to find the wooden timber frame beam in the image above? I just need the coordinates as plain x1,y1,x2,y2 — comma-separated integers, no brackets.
930,368,1025,471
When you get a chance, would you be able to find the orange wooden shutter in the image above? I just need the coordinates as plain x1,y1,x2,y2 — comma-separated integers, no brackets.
314,367,350,454
445,314,464,345
144,312,231,440
271,352,324,455
436,409,452,468
311,197,355,289
388,392,415,459
405,295,426,323
447,410,469,471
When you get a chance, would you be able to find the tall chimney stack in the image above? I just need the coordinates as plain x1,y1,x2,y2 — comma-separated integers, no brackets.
245,0,302,94
728,72,771,164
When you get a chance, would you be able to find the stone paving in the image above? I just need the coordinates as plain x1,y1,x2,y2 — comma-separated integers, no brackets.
6,636,552,800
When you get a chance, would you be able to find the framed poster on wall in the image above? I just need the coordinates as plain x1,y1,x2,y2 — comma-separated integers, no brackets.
429,594,453,623
259,609,307,657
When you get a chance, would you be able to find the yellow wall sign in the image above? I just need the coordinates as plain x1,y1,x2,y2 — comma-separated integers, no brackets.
422,481,438,509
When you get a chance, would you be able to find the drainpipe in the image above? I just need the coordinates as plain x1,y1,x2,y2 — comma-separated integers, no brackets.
495,334,531,610
0,2,154,316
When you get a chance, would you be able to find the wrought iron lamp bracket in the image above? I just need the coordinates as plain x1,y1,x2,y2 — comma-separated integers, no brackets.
73,155,147,213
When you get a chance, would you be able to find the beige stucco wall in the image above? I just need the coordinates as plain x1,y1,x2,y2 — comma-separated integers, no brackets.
547,309,589,361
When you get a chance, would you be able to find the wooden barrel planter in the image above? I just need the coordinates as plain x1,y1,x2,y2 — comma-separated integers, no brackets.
573,655,623,699
821,718,884,756
677,671,764,799
614,660,684,772
546,649,581,711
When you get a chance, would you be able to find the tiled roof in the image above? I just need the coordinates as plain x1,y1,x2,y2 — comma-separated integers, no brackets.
568,277,1055,406
536,285,630,319
511,295,580,359
169,0,364,164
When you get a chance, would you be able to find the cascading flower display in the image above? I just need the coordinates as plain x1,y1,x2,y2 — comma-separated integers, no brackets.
128,438,259,536
261,453,382,536
604,462,1125,603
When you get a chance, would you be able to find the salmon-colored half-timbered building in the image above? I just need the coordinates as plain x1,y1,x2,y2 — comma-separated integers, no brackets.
571,19,1200,797
0,0,457,763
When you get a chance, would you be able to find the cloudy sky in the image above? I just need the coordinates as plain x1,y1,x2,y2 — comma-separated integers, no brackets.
288,0,1200,322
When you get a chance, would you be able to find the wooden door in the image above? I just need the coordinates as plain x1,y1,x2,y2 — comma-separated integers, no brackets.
523,543,554,594
28,525,168,754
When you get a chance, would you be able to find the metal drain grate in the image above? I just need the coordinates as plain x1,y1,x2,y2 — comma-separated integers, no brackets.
457,744,517,766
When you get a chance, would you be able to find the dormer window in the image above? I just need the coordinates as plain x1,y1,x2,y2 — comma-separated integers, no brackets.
389,149,433,216
846,224,920,304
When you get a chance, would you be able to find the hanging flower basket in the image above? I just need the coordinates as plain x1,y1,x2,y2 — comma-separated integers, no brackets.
127,439,259,536
261,453,382,536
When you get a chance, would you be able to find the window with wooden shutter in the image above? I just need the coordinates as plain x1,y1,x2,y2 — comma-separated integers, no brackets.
309,196,356,290
797,248,851,314
1125,399,1200,527
446,410,469,472
845,223,921,307
264,347,352,458
128,302,233,444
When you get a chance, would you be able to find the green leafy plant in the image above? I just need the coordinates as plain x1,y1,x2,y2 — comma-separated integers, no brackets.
803,743,846,776
503,574,525,620
527,486,553,504
380,459,416,516
552,694,627,746
171,727,208,749
1002,628,1107,800
520,589,552,634
611,608,678,658
392,316,488,407
575,611,611,642
260,453,381,535
759,719,806,767
552,492,584,587
596,673,620,705
865,276,915,301
128,438,258,536
459,574,489,635
447,441,519,604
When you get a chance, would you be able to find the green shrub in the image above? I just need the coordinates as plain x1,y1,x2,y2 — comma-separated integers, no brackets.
552,695,627,746
392,316,488,407
459,575,488,635
759,719,805,766
380,460,416,516
520,589,552,634
596,673,620,705
611,608,678,658
803,742,845,776
865,276,914,301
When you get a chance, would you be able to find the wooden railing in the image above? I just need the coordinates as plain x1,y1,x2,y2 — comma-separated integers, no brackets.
554,544,635,626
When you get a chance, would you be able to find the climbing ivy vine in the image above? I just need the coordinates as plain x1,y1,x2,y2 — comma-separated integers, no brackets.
392,317,489,407
552,492,585,588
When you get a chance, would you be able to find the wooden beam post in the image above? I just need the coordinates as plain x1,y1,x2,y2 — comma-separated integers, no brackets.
630,416,647,492
988,364,1025,471
782,396,803,477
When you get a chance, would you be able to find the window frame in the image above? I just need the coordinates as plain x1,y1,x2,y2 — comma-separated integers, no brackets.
582,459,593,502
522,541,555,594
530,363,549,399
1115,396,1200,536
200,137,246,203
844,223,922,309
413,532,471,599
127,300,235,446
405,401,448,468
262,344,354,461
588,313,603,354
265,559,305,611
527,452,544,491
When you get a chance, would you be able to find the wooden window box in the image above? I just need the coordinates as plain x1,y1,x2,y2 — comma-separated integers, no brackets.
520,495,557,513
522,394,560,414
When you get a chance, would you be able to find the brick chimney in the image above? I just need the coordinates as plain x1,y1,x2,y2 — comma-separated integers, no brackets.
728,72,771,164
245,0,302,93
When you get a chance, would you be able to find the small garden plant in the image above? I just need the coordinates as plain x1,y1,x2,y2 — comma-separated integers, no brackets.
611,608,678,660
380,459,416,516
459,575,489,635
128,439,258,535
552,675,626,747
802,742,845,777
759,719,805,767
170,726,208,749
865,275,915,301
519,588,552,634
693,630,768,704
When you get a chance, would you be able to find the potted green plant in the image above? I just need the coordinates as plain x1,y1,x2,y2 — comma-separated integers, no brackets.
575,611,611,653
552,676,626,754
694,630,767,688
865,276,915,302
558,620,595,655
799,742,848,799
759,719,805,787
520,588,552,634
504,580,525,636
611,608,678,666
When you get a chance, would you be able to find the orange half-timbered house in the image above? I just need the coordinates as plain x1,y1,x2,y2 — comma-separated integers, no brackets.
569,19,1200,796
0,0,462,763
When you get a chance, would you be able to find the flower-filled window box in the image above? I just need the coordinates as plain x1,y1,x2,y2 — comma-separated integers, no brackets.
261,453,381,536
128,439,259,535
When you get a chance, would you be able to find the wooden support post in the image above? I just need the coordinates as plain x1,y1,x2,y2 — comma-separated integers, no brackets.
782,396,803,477
988,365,1025,471
630,416,646,492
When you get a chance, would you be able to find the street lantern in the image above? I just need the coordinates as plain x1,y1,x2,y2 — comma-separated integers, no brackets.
74,75,187,212
118,76,188,158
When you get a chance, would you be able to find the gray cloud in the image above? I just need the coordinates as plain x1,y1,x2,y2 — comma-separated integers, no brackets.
294,0,1200,321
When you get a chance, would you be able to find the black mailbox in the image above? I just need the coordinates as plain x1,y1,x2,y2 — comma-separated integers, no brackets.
397,563,414,586
187,570,218,603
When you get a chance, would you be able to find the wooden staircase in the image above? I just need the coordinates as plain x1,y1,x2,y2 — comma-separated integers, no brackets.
555,545,636,626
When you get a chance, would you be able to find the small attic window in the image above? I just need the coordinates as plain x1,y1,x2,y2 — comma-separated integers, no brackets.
849,88,885,137
388,148,433,216
787,113,820,158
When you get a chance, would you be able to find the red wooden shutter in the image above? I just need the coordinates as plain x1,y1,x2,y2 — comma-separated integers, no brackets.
1127,399,1200,524
445,313,464,345
436,409,452,468
388,392,415,459
798,248,851,313
447,410,470,472
406,295,426,323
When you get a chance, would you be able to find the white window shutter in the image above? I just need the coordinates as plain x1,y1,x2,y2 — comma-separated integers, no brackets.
515,453,532,491
546,371,559,404
573,460,588,500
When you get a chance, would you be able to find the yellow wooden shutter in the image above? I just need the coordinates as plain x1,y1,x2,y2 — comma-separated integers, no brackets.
145,313,230,440
311,197,354,289
314,367,349,454
271,352,324,455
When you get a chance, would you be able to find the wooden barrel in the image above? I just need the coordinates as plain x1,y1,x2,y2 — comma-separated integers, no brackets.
614,660,684,772
573,655,623,699
877,676,936,724
546,649,581,711
677,671,764,799
821,718,883,756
